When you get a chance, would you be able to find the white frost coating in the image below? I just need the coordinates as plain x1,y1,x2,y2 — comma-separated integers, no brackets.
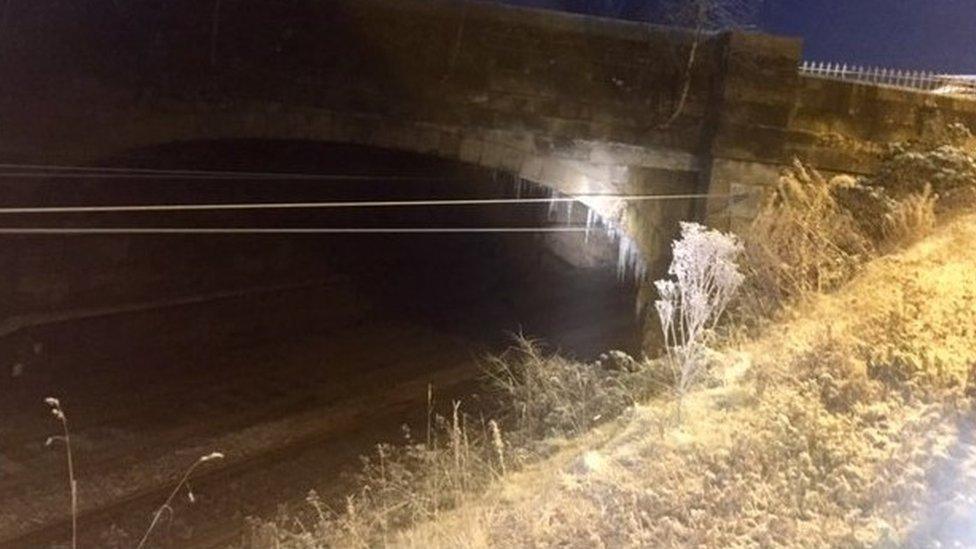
654,222,744,399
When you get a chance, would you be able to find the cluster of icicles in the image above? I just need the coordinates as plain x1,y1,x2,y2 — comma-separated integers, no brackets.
507,175,647,283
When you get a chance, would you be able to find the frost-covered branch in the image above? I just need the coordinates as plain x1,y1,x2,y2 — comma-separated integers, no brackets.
655,223,743,409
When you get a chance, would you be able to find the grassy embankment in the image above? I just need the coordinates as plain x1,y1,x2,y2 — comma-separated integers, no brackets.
252,132,976,548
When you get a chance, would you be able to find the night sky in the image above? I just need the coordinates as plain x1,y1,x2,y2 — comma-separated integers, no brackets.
502,0,976,74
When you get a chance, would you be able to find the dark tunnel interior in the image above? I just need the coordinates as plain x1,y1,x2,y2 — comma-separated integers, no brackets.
0,140,641,445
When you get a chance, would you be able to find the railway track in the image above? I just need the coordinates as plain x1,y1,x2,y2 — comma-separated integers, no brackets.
0,321,452,498
0,363,480,549
0,276,636,548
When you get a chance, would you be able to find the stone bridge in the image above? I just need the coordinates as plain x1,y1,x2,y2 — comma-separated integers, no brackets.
2,0,976,318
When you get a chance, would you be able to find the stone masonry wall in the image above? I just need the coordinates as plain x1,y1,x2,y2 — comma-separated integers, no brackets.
1,0,728,162
789,77,976,174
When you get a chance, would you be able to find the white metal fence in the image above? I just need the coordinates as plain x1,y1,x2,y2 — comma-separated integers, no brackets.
799,61,976,97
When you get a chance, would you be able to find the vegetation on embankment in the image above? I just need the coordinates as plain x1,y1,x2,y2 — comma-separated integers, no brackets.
249,134,976,548
381,210,976,548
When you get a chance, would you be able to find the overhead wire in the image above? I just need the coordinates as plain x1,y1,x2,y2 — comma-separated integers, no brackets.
0,162,447,180
0,171,444,181
0,162,751,235
0,227,611,235
0,193,741,214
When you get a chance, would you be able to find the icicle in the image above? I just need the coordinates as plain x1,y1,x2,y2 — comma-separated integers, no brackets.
565,201,574,224
547,188,558,219
585,208,596,244
514,178,523,199
613,234,647,284
616,237,628,282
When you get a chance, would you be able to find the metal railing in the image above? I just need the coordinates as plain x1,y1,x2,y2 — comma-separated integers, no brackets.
799,60,976,97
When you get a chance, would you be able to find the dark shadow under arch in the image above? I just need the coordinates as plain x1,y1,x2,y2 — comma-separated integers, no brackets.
2,138,641,357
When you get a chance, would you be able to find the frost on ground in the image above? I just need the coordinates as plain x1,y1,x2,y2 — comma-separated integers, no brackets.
361,213,976,548
254,143,976,548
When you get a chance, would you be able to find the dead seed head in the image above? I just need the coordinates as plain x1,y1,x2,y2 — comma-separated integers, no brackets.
200,452,225,462
44,397,60,408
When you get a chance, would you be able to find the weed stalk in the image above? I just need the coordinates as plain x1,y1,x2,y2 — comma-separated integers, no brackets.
45,397,77,549
137,451,224,549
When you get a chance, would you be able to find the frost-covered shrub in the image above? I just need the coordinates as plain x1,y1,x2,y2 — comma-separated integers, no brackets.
832,178,897,243
655,223,743,404
875,144,976,199
832,178,936,249
869,123,976,214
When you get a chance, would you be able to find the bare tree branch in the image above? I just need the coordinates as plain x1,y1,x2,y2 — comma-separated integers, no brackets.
655,0,760,129
442,1,469,83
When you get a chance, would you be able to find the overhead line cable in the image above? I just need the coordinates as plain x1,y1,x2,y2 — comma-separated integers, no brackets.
0,162,452,180
0,193,740,215
0,172,445,181
0,227,613,235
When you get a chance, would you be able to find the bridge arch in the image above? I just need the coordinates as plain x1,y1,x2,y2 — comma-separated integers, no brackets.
65,107,674,281
72,109,630,218
15,105,707,352
5,137,653,355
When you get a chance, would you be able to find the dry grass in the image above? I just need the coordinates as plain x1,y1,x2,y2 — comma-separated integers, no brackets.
248,338,662,548
137,452,225,548
246,400,507,548
739,152,963,320
380,212,976,549
882,184,937,248
39,396,226,549
483,337,646,439
249,145,976,548
253,211,976,546
738,161,873,316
